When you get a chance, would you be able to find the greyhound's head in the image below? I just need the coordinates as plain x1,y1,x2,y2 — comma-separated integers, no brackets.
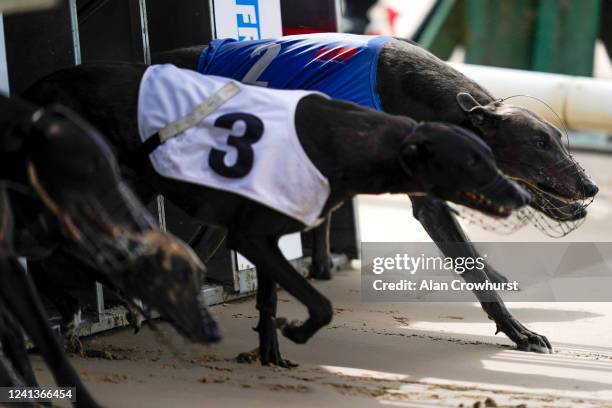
400,122,531,217
456,93,598,218
104,230,220,343
0,96,220,344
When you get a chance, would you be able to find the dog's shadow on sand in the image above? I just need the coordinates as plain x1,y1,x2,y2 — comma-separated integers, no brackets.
422,303,604,324
495,306,603,323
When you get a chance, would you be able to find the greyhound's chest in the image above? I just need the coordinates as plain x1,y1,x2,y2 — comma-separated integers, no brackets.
197,33,392,111
138,65,330,228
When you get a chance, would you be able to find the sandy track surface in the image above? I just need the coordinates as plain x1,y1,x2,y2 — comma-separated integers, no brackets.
30,265,612,408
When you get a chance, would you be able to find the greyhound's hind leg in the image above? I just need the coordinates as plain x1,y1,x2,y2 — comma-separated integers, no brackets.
188,225,227,264
410,195,552,353
231,235,333,363
309,215,333,280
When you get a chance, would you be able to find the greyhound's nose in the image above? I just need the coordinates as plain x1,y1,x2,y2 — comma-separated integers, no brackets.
574,207,588,220
583,179,599,198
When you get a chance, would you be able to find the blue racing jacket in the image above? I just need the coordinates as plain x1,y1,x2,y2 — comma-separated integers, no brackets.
197,33,392,111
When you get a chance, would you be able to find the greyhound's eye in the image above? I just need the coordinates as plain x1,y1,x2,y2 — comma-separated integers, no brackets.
536,140,546,149
78,157,98,175
466,155,479,168
86,161,97,174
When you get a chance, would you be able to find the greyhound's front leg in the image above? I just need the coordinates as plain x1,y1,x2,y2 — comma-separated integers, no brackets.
0,304,39,386
252,268,297,366
231,235,333,363
410,195,509,283
0,351,25,388
0,307,27,388
410,195,552,353
309,215,333,280
0,257,100,408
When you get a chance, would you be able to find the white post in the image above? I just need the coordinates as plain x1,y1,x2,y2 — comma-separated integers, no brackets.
0,14,9,94
450,63,612,132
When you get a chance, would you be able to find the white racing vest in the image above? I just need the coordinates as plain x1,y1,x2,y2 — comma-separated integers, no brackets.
138,64,330,227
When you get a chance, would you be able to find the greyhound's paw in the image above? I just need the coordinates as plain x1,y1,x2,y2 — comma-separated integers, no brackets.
126,303,145,334
237,347,298,368
497,316,552,354
274,358,299,368
251,317,299,368
236,348,260,364
274,317,288,330
308,257,333,280
281,321,310,344
63,325,84,356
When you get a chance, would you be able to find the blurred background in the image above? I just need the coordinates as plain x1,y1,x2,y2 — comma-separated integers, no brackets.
342,0,611,80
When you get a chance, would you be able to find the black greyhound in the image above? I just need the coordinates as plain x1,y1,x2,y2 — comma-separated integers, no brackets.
151,36,598,353
0,95,220,407
24,62,530,366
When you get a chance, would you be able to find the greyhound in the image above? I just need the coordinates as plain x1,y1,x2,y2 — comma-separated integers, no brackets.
151,34,599,353
0,95,221,407
0,189,39,395
24,62,530,366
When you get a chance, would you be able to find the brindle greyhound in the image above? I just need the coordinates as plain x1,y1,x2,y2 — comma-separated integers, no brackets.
0,95,220,407
24,62,530,366
150,36,598,353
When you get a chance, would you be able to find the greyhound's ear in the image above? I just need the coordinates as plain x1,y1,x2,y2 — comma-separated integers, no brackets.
456,92,481,112
466,105,499,130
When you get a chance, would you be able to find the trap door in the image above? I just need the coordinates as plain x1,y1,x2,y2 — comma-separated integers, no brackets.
2,1,87,330
3,0,79,94
77,0,156,328
0,0,73,331
77,0,150,63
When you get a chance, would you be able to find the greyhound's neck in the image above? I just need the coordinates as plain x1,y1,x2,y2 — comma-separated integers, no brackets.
295,95,420,204
377,39,495,127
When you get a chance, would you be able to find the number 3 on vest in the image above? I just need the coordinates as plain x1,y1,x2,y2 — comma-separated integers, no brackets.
209,113,264,178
